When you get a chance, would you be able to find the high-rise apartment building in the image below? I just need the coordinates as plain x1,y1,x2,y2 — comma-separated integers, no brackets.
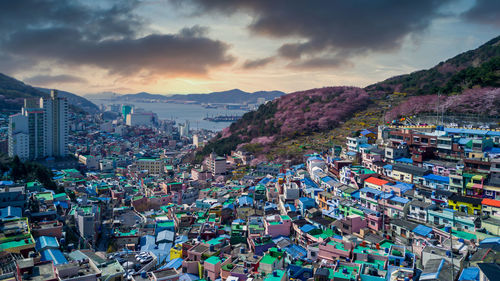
8,89,68,160
41,90,68,157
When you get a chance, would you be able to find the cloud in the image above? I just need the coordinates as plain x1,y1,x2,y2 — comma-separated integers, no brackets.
462,0,500,27
3,26,235,76
179,0,451,67
25,74,88,85
0,0,234,78
242,57,275,69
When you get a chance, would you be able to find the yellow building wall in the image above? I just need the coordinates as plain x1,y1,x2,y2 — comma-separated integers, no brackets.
448,200,481,215
391,170,412,183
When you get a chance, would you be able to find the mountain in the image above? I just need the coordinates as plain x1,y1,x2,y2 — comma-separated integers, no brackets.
98,89,285,104
196,35,500,163
120,92,170,101
0,73,46,111
0,73,99,114
166,89,285,104
36,88,100,114
83,92,120,100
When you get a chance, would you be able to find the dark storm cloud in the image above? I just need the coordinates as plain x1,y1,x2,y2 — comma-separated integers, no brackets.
178,0,451,69
462,0,500,27
0,0,234,77
25,74,88,85
3,26,234,76
242,57,275,69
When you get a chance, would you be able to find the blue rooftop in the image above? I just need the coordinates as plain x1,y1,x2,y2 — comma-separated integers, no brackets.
458,267,480,281
300,224,318,233
390,196,410,205
238,196,254,207
35,236,59,251
412,224,433,237
423,174,449,183
360,187,383,196
41,249,68,265
0,206,22,220
395,157,413,164
360,129,374,136
285,244,307,260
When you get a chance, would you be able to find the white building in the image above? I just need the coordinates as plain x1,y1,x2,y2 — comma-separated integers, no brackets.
193,134,199,147
8,107,46,160
126,108,157,127
207,152,226,176
179,120,190,138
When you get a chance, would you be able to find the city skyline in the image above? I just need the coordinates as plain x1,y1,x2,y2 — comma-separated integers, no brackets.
0,0,499,95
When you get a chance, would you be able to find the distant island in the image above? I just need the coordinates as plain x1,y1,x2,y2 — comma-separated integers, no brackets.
85,89,285,105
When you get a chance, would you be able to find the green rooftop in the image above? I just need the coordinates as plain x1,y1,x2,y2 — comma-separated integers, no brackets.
204,256,221,265
260,254,277,265
0,237,34,250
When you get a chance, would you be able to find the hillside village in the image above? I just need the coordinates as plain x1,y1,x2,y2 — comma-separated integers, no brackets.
1,97,499,281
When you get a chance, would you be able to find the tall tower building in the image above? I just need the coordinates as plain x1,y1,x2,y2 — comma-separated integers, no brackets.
8,107,46,160
8,113,29,160
8,89,68,160
41,90,68,157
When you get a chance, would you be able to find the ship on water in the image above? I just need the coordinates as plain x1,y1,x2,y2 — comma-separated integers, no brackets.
203,115,242,122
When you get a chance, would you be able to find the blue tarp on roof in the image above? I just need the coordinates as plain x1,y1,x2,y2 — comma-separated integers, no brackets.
479,237,500,251
285,244,307,260
346,151,357,156
0,206,22,220
458,267,480,281
54,201,69,209
351,190,360,199
179,273,200,281
321,176,335,183
0,181,14,186
390,196,410,204
412,225,433,237
360,129,374,136
300,224,317,233
395,157,413,164
140,235,156,251
480,237,500,245
423,174,449,183
298,197,315,206
41,249,67,265
302,177,318,188
380,193,394,200
359,187,383,196
383,164,393,170
486,147,500,154
36,236,59,251
238,196,254,207
284,204,296,212
165,258,183,269
392,182,413,194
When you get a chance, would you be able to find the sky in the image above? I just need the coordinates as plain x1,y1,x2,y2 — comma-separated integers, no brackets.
1,0,499,95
